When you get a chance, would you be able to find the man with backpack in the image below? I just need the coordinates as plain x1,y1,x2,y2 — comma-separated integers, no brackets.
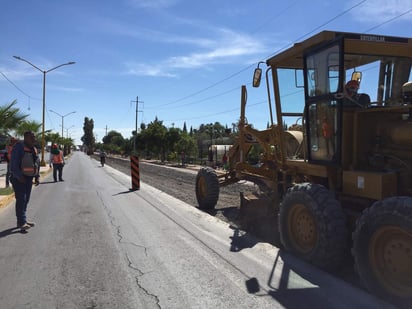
10,131,39,232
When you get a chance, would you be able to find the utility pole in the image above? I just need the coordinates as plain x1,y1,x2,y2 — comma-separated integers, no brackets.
131,96,143,152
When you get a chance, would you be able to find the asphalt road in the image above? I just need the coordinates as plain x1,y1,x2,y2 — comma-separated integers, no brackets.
0,152,392,308
0,162,7,178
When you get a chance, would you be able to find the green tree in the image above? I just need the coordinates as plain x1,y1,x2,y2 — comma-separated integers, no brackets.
164,127,182,161
15,120,44,149
178,132,197,161
122,137,133,156
165,127,181,152
61,137,75,155
102,130,124,147
81,117,95,154
198,122,226,141
142,117,167,160
15,120,42,137
46,132,62,145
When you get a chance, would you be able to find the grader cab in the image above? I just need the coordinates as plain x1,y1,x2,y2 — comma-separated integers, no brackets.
195,31,412,305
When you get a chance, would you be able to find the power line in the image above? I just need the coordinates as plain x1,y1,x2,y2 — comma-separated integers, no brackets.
133,2,410,127
0,71,40,101
363,8,412,33
0,70,42,111
153,0,368,111
149,2,301,109
249,1,299,35
147,84,245,110
151,66,253,109
164,101,263,123
265,0,368,60
163,89,304,123
147,2,300,109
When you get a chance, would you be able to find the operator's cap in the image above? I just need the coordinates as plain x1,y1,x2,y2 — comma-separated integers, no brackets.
402,81,412,102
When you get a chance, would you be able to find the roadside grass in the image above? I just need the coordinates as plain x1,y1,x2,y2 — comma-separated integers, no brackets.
0,187,14,196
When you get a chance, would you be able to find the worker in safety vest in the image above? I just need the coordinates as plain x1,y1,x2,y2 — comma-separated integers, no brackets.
10,131,39,232
49,144,65,182
322,117,335,157
5,136,17,188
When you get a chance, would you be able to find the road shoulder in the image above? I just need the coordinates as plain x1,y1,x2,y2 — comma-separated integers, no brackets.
0,165,52,209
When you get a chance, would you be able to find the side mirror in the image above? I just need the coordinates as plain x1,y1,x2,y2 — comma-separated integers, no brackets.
252,68,262,88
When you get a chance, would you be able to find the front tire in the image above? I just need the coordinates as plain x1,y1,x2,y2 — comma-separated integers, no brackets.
195,167,219,209
279,183,348,270
352,197,412,306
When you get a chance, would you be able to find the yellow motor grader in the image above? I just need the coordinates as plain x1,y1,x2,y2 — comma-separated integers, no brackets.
195,31,412,305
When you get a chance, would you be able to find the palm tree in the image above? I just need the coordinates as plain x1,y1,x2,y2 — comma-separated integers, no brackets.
46,132,62,145
15,120,42,139
61,137,75,155
0,100,28,135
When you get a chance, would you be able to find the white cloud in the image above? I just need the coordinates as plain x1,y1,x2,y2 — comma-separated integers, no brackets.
0,68,38,81
87,16,214,48
351,0,412,21
125,28,266,77
125,62,177,77
125,0,179,9
49,86,84,92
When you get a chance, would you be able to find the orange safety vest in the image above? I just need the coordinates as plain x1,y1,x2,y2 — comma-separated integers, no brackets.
52,151,63,164
322,121,333,138
21,146,38,176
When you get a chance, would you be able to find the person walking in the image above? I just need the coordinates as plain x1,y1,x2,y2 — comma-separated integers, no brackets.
49,144,65,182
5,136,17,188
10,131,39,232
99,150,106,167
222,152,228,170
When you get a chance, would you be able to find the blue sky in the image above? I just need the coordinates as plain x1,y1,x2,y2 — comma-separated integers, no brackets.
1,0,411,144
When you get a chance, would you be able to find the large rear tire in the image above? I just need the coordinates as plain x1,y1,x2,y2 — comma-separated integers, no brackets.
279,183,348,270
352,197,412,307
195,167,219,209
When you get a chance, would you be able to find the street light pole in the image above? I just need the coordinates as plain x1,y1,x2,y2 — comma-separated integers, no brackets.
65,125,75,138
13,56,75,166
49,110,76,138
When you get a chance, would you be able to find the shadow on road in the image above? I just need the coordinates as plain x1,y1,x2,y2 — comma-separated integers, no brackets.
205,206,240,224
112,190,138,196
243,250,395,308
39,181,61,185
243,251,345,307
0,227,26,238
229,227,259,252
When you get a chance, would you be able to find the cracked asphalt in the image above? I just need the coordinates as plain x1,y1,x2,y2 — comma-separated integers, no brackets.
0,152,392,308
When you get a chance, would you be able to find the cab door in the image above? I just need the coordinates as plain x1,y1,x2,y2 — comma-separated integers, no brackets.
304,39,343,164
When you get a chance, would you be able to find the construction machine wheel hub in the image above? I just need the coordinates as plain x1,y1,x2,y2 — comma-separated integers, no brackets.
369,226,412,295
198,177,207,199
288,203,317,253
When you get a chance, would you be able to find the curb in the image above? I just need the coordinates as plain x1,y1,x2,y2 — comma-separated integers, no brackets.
0,167,52,210
0,192,15,209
